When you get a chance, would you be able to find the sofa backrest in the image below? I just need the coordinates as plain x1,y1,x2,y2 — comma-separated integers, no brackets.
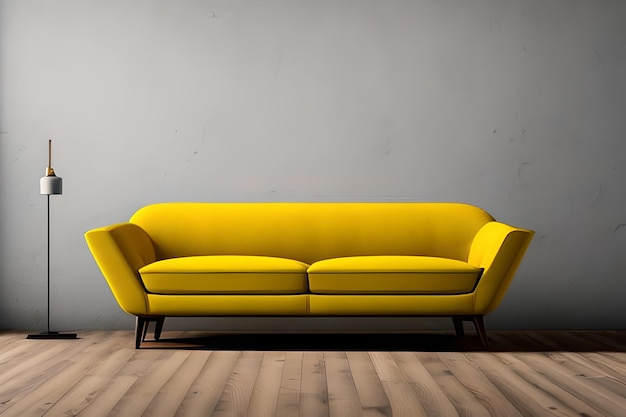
130,202,495,264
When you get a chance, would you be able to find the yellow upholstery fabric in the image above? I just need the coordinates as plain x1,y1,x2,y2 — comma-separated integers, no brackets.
139,255,309,294
147,294,309,316
307,256,483,294
308,294,475,315
468,223,535,313
129,202,494,264
84,223,155,316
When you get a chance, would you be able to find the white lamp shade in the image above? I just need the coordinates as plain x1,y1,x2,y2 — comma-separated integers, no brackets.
40,176,63,195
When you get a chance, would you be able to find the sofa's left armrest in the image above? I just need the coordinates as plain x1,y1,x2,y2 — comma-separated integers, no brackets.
84,222,157,316
468,221,535,314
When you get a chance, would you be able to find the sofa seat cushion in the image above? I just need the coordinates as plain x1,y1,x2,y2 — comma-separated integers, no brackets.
307,256,483,295
139,255,310,295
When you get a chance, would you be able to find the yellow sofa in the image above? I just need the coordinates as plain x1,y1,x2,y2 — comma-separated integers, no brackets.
84,202,534,348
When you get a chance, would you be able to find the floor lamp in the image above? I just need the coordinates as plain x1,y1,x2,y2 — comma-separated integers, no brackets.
27,140,77,340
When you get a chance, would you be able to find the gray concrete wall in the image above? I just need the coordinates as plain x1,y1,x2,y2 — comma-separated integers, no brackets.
1,0,625,333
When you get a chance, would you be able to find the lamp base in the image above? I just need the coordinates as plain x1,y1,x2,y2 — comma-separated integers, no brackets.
27,331,78,340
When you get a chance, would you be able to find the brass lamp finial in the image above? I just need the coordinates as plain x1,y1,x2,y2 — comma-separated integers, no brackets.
46,139,56,177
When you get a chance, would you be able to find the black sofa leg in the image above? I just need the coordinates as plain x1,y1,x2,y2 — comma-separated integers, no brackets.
452,317,465,337
473,315,489,349
452,315,489,349
135,316,166,349
135,317,147,349
154,317,165,341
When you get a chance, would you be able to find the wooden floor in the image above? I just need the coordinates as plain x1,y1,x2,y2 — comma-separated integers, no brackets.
0,330,625,417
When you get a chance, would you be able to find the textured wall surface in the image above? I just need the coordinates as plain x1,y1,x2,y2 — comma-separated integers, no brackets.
1,0,625,332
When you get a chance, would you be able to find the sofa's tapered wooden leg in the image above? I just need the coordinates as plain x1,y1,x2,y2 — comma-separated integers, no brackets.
473,315,489,349
135,317,148,349
135,316,166,348
452,315,489,349
154,317,165,341
452,317,465,337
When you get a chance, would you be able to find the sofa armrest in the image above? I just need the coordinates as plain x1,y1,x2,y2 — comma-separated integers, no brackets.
84,223,157,316
468,221,535,314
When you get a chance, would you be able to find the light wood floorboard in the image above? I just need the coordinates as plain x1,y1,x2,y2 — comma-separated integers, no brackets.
0,330,625,417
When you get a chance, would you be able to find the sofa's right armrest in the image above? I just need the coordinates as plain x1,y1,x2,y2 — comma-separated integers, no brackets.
468,221,534,314
84,223,157,316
